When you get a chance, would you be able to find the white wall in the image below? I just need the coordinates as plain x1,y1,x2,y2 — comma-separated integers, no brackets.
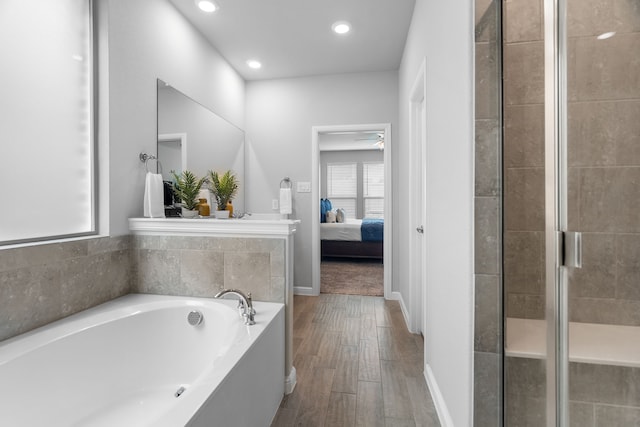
398,0,474,425
105,0,245,235
245,71,398,289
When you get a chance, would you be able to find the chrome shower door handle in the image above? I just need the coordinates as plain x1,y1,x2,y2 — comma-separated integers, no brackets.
563,231,582,268
416,226,424,234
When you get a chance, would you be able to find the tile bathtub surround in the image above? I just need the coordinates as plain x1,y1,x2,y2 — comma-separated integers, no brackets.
0,236,133,342
130,231,297,394
132,235,286,303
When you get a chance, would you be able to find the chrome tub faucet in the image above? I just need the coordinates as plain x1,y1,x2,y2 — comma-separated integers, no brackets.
214,289,256,325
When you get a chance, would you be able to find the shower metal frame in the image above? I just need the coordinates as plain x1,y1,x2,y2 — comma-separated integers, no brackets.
544,0,571,425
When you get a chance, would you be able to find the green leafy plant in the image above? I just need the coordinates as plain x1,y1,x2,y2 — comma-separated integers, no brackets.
171,170,207,211
208,170,239,211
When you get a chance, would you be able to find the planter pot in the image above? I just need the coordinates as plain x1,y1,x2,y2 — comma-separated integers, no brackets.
181,207,199,218
214,210,230,219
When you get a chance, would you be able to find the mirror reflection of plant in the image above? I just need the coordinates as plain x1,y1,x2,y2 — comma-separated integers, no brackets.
171,170,207,211
208,170,239,211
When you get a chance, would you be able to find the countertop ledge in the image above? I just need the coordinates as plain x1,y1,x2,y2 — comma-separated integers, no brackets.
128,217,300,237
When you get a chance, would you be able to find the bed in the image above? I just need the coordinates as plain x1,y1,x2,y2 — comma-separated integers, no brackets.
321,218,383,260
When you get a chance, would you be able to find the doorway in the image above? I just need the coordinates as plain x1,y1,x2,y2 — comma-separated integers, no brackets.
311,123,392,298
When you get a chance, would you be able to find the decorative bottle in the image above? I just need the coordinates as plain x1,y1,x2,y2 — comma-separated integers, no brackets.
198,198,210,217
226,200,234,217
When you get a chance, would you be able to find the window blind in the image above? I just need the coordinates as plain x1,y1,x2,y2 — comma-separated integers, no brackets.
363,162,384,218
327,163,357,218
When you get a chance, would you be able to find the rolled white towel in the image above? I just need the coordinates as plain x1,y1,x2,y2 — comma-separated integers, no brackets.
143,172,165,218
279,188,292,215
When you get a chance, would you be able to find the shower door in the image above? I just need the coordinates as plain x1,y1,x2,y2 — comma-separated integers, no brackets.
504,0,640,425
561,0,640,424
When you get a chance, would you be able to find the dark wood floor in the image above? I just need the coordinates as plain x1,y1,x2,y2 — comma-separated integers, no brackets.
271,294,441,427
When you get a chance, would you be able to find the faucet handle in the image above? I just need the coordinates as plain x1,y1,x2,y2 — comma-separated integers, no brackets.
246,292,256,315
236,299,246,318
243,311,256,325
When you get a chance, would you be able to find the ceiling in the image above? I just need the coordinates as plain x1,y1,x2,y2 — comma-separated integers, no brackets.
168,0,417,81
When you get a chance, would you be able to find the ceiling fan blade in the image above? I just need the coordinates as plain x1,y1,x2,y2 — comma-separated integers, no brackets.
355,133,384,141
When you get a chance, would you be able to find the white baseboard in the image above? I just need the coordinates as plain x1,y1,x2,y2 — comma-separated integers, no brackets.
424,364,454,427
392,291,413,333
293,286,315,296
388,290,402,301
284,366,297,394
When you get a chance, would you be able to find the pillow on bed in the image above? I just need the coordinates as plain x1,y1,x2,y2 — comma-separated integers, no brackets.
336,208,345,223
326,211,336,223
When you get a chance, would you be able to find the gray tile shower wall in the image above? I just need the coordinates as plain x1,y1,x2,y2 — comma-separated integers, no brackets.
0,236,133,342
506,356,640,427
132,235,285,303
475,0,502,425
504,0,640,326
503,0,546,322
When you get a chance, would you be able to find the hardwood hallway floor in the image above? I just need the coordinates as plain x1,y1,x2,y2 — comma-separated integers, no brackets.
271,294,441,427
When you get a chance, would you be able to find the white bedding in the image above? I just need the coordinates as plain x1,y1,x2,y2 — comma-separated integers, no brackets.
321,219,362,241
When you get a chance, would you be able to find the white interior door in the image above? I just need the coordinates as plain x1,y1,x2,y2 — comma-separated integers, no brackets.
419,100,427,335
409,63,427,334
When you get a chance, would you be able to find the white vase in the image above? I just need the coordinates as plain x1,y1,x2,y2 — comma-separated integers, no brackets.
181,207,199,218
214,210,230,219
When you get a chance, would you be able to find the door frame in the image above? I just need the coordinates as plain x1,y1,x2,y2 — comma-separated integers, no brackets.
409,59,427,334
157,132,187,177
311,123,393,298
543,0,568,424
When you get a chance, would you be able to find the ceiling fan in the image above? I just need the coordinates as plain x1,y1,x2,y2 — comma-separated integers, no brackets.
356,133,385,150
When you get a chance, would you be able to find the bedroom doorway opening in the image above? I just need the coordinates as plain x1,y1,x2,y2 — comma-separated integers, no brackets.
311,123,392,298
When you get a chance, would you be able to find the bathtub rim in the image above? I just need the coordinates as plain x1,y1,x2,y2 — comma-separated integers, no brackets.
0,293,281,362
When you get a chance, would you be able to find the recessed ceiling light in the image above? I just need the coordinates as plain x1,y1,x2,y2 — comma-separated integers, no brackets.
247,60,262,69
195,0,218,13
332,21,351,35
596,31,616,40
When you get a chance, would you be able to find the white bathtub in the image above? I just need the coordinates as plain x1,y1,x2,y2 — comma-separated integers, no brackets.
0,294,285,427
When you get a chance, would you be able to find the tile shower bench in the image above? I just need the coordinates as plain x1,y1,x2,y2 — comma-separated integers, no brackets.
129,217,300,394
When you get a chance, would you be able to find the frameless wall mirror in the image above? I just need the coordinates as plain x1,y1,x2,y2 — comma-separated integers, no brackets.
157,79,245,214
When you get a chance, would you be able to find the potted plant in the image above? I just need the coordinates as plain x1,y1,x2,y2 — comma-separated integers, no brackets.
171,170,207,218
208,169,238,218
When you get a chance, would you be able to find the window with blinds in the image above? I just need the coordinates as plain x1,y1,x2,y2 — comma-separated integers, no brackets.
363,162,384,218
327,163,357,218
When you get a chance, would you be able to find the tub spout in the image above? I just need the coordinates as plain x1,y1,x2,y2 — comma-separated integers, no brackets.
214,289,256,325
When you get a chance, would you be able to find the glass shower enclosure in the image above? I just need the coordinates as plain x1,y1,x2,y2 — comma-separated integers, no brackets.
503,0,640,425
